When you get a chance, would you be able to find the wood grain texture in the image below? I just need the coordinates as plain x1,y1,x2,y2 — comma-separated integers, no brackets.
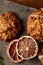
8,0,43,8
0,1,42,65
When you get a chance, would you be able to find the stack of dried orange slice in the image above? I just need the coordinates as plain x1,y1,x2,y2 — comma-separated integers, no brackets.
6,36,38,63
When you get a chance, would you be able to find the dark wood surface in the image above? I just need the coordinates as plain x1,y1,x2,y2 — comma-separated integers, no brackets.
8,0,43,8
0,1,42,65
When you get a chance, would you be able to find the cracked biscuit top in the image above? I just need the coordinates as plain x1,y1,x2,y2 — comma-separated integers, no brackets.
27,10,43,41
0,11,21,41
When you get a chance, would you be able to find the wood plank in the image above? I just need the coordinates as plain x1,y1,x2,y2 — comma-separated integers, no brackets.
8,0,43,8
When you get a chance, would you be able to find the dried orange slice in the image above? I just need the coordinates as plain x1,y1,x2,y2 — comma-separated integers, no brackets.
38,55,43,64
38,42,43,64
6,40,23,63
17,36,38,60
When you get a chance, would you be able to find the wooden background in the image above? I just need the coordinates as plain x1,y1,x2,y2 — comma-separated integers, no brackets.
8,0,43,8
0,1,42,65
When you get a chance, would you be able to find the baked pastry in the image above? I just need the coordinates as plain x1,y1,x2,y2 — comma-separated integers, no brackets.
27,10,43,41
0,11,21,41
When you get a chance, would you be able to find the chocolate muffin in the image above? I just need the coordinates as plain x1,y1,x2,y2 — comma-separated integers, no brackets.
27,10,43,41
0,11,21,41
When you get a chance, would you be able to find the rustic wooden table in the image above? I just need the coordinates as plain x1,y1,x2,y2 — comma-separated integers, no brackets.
7,0,43,8
0,0,42,65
